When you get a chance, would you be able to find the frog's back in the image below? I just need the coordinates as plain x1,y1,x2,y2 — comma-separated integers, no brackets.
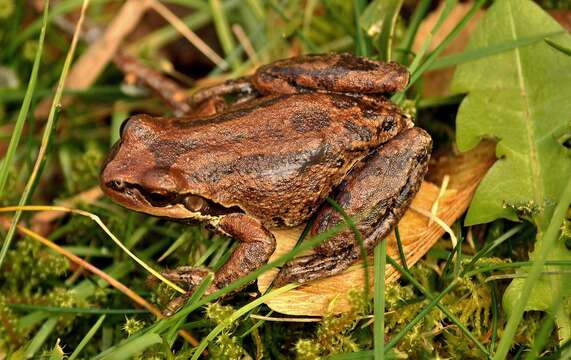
130,93,411,227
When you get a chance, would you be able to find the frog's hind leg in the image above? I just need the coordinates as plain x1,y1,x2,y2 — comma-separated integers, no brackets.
160,213,276,315
251,53,410,95
273,127,432,287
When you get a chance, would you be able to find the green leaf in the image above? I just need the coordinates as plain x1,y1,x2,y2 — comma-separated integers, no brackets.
451,0,571,229
450,0,571,349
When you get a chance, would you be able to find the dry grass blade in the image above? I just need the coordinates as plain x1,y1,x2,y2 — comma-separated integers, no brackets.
148,0,227,69
258,141,496,316
232,24,259,65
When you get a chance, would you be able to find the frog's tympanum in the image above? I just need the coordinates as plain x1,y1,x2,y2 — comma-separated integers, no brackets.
100,53,432,314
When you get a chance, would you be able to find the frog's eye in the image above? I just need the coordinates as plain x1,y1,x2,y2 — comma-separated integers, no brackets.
183,195,206,212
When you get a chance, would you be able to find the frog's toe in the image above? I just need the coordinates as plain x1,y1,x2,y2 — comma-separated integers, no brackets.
161,266,214,290
160,267,218,316
273,251,358,287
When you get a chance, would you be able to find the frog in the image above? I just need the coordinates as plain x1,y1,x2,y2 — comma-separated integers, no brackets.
100,53,432,314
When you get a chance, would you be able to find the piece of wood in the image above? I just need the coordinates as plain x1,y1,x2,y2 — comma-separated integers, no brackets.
258,141,496,316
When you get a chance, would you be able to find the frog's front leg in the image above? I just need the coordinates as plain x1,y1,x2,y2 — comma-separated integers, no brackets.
162,213,276,315
273,127,432,287
190,78,258,106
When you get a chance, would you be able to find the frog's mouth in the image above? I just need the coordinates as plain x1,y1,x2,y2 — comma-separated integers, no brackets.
103,180,242,219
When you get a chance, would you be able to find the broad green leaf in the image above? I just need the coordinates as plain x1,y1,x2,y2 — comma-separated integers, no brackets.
451,0,571,229
450,0,571,343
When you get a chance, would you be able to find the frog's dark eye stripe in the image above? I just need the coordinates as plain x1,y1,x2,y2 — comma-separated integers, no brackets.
118,182,181,207
146,191,179,207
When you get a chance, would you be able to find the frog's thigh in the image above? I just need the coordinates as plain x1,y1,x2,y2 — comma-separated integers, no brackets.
213,213,276,289
317,127,432,255
251,53,409,95
274,128,432,286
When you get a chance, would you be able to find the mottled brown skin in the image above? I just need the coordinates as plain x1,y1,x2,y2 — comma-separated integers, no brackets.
100,53,431,315
102,93,412,227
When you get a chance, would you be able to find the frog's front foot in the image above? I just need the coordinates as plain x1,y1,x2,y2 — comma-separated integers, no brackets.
160,267,216,316
161,213,276,316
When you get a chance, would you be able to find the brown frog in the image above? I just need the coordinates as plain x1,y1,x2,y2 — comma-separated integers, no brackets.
100,53,432,313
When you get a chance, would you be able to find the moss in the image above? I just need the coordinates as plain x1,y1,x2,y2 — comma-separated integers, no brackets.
122,317,146,337
295,289,368,358
205,303,245,359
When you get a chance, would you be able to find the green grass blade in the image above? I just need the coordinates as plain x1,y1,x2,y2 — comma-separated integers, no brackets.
407,0,486,89
465,224,524,270
392,0,458,104
494,178,571,360
325,197,369,300
209,0,240,70
0,0,90,269
396,0,431,64
8,0,108,54
68,315,106,360
107,332,163,360
24,317,58,358
393,226,408,271
8,305,147,314
545,38,571,57
405,0,457,75
0,0,49,196
463,260,571,278
353,0,372,57
429,31,565,70
374,239,387,360
246,0,265,20
158,232,190,262
189,284,297,360
524,296,562,360
489,283,499,353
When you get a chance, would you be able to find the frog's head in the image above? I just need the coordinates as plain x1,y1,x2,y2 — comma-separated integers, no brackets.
100,114,226,224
